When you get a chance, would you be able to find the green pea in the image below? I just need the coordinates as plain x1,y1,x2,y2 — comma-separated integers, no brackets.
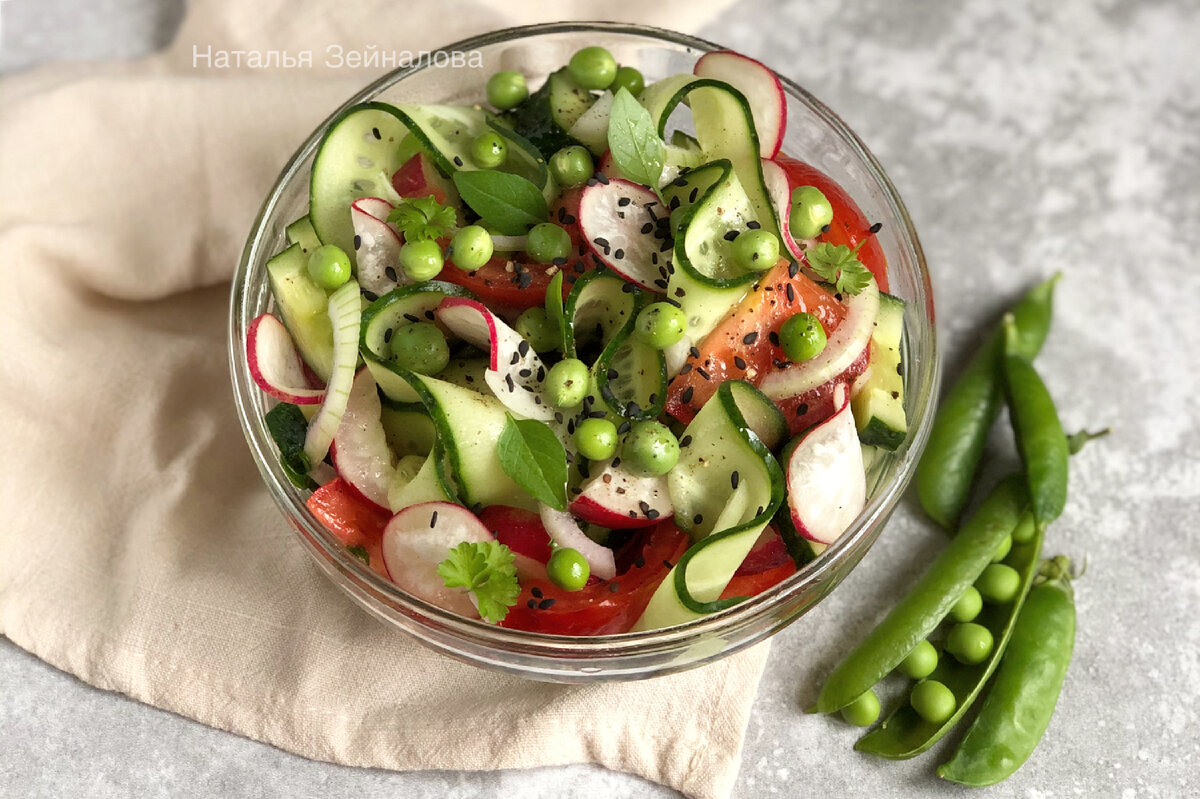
993,534,1013,563
779,312,827,362
306,244,352,290
910,679,956,725
515,307,559,352
546,546,590,591
949,586,983,624
449,225,494,271
567,46,617,90
899,639,938,679
526,222,571,264
946,622,995,665
486,70,528,110
624,420,679,476
399,239,444,282
634,302,688,349
390,321,450,376
471,131,507,168
1011,512,1037,544
841,690,880,727
575,417,618,462
732,229,780,272
546,358,589,408
789,185,834,240
550,145,594,189
976,563,1021,604
610,65,645,97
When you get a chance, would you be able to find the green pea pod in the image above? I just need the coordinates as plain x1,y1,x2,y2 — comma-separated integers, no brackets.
1003,318,1069,529
938,557,1076,786
916,274,1059,530
812,475,1027,714
853,510,1043,759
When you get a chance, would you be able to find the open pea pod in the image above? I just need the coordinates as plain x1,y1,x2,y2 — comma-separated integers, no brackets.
854,512,1044,759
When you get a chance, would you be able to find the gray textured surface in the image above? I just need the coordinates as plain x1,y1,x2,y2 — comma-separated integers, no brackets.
3,1,1198,797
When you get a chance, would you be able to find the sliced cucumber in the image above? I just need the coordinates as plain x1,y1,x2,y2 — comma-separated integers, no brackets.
359,282,474,403
633,381,786,630
285,216,321,255
504,68,594,156
309,103,412,260
380,401,437,457
662,130,706,184
567,90,614,156
387,440,455,511
561,270,638,358
852,292,908,450
404,373,538,512
438,356,490,394
593,322,667,421
265,244,333,382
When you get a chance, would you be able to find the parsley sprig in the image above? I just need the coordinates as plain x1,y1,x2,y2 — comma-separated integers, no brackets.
806,241,875,295
437,541,521,623
387,194,456,242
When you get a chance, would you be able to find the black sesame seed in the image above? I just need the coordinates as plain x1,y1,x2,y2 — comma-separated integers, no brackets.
769,331,781,346
607,368,618,380
635,555,646,568
821,224,831,234
672,175,688,187
641,222,654,235
614,248,625,260
353,234,362,250
731,471,740,489
505,374,515,392
362,290,378,302
430,510,438,527
788,261,800,278
796,402,809,416
527,599,538,609
693,514,704,525
646,509,661,520
518,340,530,357
611,457,621,467
510,352,520,365
453,156,464,167
552,256,568,266
653,278,668,289
618,197,632,207
724,230,740,242
743,332,759,345
786,283,796,303
681,386,694,404
424,310,436,320
404,313,420,323
372,127,381,140
538,598,557,609
385,266,398,282
747,220,761,230
589,410,607,419
519,368,532,378
617,420,632,435
638,500,652,515
679,363,693,375
531,587,544,598
696,367,711,380
620,280,635,294
689,346,701,358
734,355,747,370
679,435,692,448
868,221,883,234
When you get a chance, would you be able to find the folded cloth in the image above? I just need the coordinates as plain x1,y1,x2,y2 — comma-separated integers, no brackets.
0,2,772,798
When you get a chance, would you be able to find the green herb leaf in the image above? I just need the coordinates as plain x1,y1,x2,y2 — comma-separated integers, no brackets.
437,540,521,623
347,545,370,565
1067,427,1111,455
497,414,569,510
545,270,565,347
607,87,665,192
452,170,548,235
264,403,317,489
387,194,457,242
806,242,874,295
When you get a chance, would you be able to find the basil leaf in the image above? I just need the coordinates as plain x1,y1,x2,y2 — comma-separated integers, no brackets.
452,170,548,235
497,414,569,510
545,270,565,349
265,403,317,489
607,87,665,192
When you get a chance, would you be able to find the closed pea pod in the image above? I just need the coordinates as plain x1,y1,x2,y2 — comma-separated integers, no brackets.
939,558,1076,786
812,475,1028,715
1003,316,1069,529
916,274,1059,529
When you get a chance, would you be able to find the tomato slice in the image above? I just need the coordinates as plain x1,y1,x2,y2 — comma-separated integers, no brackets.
499,520,689,635
439,188,592,311
307,478,391,578
665,260,846,424
478,505,553,564
773,153,889,292
721,560,797,600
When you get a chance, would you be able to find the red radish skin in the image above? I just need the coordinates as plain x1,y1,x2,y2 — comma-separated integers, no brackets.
786,386,866,545
391,153,453,204
246,314,325,404
330,369,395,511
694,50,787,158
381,501,494,619
570,459,673,529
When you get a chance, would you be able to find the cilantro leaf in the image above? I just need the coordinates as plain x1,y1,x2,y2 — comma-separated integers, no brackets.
607,87,665,193
497,414,569,510
387,194,456,242
805,242,875,295
437,541,521,623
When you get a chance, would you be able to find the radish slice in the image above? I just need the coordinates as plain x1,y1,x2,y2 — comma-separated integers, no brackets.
351,197,405,297
330,369,395,511
578,179,673,291
786,385,866,545
303,280,362,466
381,501,492,619
662,335,692,379
538,505,617,580
435,297,554,421
247,313,325,404
569,459,673,530
694,50,787,158
761,158,814,261
567,90,615,156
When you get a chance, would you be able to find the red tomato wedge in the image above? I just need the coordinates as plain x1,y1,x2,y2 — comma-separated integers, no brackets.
307,478,390,578
477,505,553,564
721,560,797,600
665,260,846,425
499,521,689,636
773,153,889,292
438,188,591,311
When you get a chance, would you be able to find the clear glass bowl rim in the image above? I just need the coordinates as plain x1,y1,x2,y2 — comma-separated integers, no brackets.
229,20,938,664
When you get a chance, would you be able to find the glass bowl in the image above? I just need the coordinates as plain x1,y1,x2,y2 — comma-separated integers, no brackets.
229,21,937,682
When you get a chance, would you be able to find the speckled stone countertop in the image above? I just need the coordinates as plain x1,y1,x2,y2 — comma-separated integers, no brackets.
2,1,1197,796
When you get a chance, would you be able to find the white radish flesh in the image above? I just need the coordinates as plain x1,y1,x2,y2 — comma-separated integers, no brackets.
570,459,674,530
786,385,866,545
578,179,673,292
350,197,405,297
246,313,325,404
381,501,493,619
330,369,395,511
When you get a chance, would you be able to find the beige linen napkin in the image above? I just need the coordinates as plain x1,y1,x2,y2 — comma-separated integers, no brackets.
0,2,772,797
